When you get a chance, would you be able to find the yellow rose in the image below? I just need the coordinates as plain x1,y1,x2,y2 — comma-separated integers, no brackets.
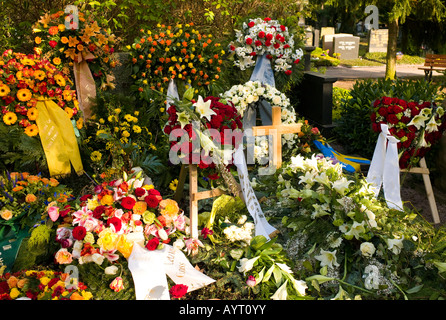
10,288,20,299
97,228,118,251
100,194,114,206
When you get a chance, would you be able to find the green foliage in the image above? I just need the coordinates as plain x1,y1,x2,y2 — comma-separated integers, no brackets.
311,47,340,67
332,87,352,121
334,78,445,158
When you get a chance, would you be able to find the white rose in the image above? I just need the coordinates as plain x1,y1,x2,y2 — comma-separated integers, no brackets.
360,242,376,257
92,253,105,265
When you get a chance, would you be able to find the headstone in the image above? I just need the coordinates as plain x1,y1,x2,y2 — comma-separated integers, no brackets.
322,33,353,55
304,27,314,47
368,29,388,53
320,27,335,41
333,36,360,60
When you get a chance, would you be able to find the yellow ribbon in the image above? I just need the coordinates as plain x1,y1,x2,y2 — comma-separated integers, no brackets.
73,51,96,121
35,97,84,177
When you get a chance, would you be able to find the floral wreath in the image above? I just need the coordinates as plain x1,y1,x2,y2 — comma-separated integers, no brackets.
32,9,121,90
221,81,298,162
163,94,243,184
229,17,303,75
371,96,446,169
0,50,84,137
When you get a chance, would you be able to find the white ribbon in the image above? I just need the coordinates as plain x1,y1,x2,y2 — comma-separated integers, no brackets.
127,243,215,300
166,79,179,111
234,146,278,240
366,124,403,210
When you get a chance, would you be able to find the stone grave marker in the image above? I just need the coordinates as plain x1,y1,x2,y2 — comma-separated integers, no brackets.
320,27,335,40
322,33,353,55
368,29,388,53
333,36,360,60
304,26,314,47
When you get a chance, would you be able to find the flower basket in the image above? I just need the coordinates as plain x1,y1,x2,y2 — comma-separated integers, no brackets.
370,96,446,169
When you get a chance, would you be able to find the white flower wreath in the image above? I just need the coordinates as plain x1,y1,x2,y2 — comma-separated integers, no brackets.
229,17,304,74
222,80,299,163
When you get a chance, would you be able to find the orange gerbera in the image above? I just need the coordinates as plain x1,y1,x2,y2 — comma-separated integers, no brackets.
159,199,179,224
27,107,38,121
33,70,46,81
133,201,147,215
61,36,69,44
3,112,17,125
17,88,32,102
48,26,59,36
0,84,10,97
24,124,39,137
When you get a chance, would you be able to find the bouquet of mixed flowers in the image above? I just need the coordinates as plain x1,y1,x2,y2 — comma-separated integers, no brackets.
163,92,243,186
32,9,120,91
370,96,446,169
0,171,73,236
0,268,92,300
0,50,84,137
129,23,225,97
85,105,155,173
53,171,189,268
229,17,303,75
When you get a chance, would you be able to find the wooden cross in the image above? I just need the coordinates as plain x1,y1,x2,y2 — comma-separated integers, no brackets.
174,164,242,239
400,157,441,224
251,106,303,169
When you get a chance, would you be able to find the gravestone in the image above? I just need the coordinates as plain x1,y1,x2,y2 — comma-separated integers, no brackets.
304,27,314,47
313,29,320,47
320,27,335,41
322,33,353,55
333,36,360,60
368,29,388,53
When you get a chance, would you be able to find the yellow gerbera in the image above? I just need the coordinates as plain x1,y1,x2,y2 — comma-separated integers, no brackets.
24,124,39,137
17,89,32,102
27,107,38,121
54,74,66,87
0,84,10,97
3,112,17,125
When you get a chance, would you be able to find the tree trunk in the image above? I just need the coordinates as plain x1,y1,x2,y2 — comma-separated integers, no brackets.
385,18,399,80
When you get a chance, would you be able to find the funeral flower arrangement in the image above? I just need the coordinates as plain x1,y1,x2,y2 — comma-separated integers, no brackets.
221,80,300,163
53,171,189,268
163,92,243,186
129,23,225,97
263,153,430,298
370,96,446,169
0,268,93,300
32,10,120,90
229,17,303,74
0,171,72,235
0,50,83,137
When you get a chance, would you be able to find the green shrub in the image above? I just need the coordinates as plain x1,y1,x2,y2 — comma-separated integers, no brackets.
334,78,445,159
332,87,352,120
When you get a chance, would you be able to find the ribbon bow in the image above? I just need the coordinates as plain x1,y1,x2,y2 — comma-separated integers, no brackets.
366,124,403,210
73,51,97,121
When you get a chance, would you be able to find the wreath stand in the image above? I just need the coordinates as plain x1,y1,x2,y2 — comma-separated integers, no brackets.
174,106,302,238
400,157,441,224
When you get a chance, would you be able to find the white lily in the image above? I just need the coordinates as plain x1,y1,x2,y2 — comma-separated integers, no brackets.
193,95,216,121
237,256,260,275
315,249,340,269
332,177,353,195
425,116,439,133
407,114,429,130
176,110,190,129
271,280,288,300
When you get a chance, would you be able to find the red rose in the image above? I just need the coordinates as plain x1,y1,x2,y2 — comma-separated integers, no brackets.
121,196,136,209
169,284,188,299
255,40,262,47
145,194,161,208
72,226,87,241
280,25,286,31
386,114,399,125
248,21,255,28
245,37,253,45
378,107,388,117
294,58,300,64
264,17,272,22
93,205,106,219
107,217,122,232
258,31,265,39
285,69,292,75
382,97,392,105
80,194,92,202
273,42,281,49
49,40,58,48
134,187,147,198
145,237,159,251
266,33,273,40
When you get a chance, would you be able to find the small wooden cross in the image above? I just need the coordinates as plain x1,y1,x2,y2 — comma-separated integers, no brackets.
251,106,303,169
